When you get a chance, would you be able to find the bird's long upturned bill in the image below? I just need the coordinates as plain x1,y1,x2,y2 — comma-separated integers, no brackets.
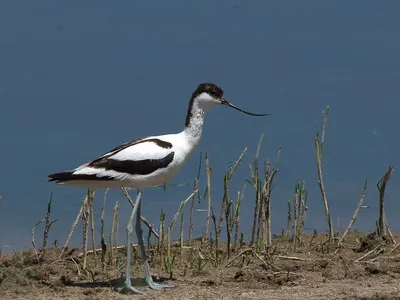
221,99,271,116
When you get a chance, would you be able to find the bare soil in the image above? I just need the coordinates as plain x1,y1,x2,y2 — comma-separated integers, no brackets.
1,233,400,300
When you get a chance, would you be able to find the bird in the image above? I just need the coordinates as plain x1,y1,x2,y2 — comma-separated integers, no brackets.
48,82,270,294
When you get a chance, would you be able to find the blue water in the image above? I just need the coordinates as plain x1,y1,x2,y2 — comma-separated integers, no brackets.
1,1,399,252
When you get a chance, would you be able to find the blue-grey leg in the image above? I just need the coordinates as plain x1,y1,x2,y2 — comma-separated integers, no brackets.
135,197,175,290
117,190,143,295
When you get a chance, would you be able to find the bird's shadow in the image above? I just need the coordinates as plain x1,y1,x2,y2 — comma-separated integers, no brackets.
61,275,173,291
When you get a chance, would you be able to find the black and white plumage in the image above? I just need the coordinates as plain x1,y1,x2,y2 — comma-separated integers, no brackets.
48,82,270,294
49,137,179,188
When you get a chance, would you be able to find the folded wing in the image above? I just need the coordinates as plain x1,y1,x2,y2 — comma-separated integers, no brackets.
48,137,175,183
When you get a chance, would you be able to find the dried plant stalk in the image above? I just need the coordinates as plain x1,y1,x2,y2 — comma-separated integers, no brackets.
159,209,165,269
108,200,119,266
204,152,212,241
82,189,96,270
256,178,263,244
165,190,198,269
100,189,108,270
211,207,219,267
180,212,184,265
260,148,280,250
220,172,230,255
338,181,367,245
163,191,196,278
217,148,247,257
251,182,260,246
285,199,291,241
298,184,308,240
189,152,202,242
249,134,264,246
387,225,396,244
32,219,45,262
315,105,334,244
166,190,197,267
292,187,298,250
233,185,246,252
114,200,119,248
355,243,384,262
82,192,89,270
39,193,57,264
264,170,276,249
146,225,152,254
167,227,171,267
377,165,394,238
60,190,94,258
225,198,233,258
60,203,85,258
292,181,307,250
88,190,96,265
169,191,197,232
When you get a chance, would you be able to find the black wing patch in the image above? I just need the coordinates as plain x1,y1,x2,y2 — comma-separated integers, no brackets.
48,152,175,183
48,171,115,183
92,152,175,176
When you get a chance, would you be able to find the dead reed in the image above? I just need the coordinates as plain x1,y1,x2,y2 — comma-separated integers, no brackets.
315,105,334,245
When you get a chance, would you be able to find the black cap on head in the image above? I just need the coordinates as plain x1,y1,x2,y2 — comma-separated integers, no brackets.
191,82,224,100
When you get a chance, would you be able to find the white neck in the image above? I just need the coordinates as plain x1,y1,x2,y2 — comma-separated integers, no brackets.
182,100,206,146
180,92,221,152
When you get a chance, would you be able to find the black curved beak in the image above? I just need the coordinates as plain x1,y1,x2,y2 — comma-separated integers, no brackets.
220,98,271,117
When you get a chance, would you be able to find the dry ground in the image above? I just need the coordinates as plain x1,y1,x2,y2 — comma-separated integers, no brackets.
1,233,400,300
